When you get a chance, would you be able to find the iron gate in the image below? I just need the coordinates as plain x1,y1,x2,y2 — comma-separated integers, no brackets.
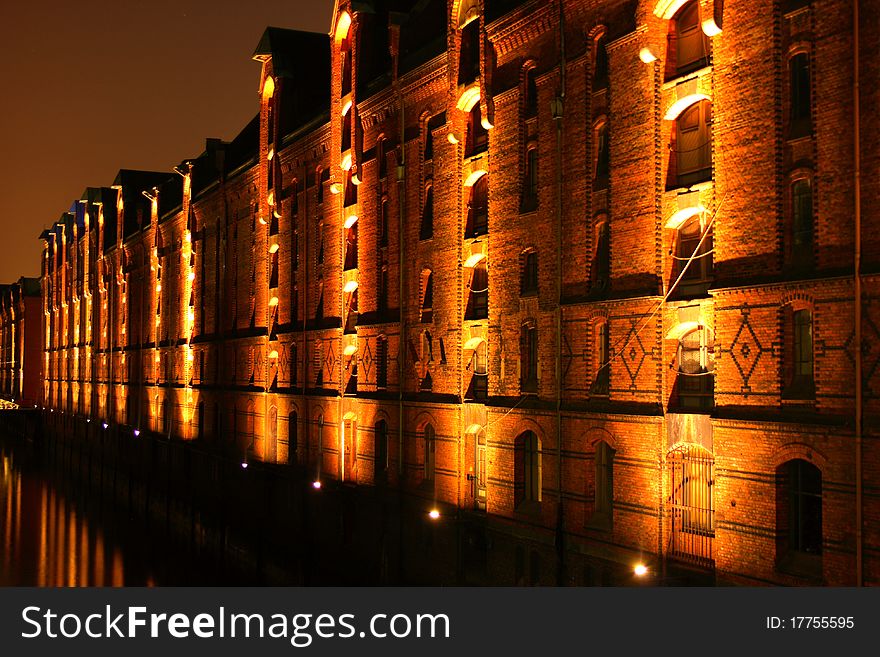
668,444,715,566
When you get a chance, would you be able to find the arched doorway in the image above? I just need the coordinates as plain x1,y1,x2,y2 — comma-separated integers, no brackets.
668,443,714,566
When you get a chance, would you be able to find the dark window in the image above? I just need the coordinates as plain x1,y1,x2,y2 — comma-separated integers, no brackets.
785,459,822,555
420,185,434,240
667,0,709,79
466,175,489,238
424,113,445,162
525,67,538,116
592,322,610,395
591,218,610,292
594,122,609,187
378,267,388,313
669,100,712,189
520,323,538,393
344,168,357,207
791,179,813,267
423,424,436,481
269,250,279,289
523,147,538,208
377,138,387,179
674,215,713,296
789,53,812,137
521,251,538,296
784,308,814,399
465,103,488,157
458,19,480,85
375,420,388,475
376,337,388,389
593,441,614,525
267,96,275,145
341,41,352,96
593,35,609,90
515,430,540,507
379,198,389,247
421,272,433,323
345,288,358,334
317,224,324,265
317,172,325,205
466,340,488,401
341,108,352,152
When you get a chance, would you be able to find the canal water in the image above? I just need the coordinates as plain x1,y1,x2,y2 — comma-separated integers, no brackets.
0,432,248,586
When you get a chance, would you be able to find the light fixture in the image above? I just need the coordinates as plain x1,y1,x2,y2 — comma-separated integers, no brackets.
269,243,280,254
639,47,657,64
102,422,108,429
634,563,648,577
447,132,459,145
344,214,358,229
134,429,140,437
330,182,343,195
241,462,249,469
312,480,322,489
701,18,722,37
428,509,440,520
269,296,279,307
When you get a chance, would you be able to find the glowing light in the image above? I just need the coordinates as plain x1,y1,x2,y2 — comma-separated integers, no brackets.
86,418,91,423
447,132,460,145
341,100,352,117
634,563,648,577
340,153,352,171
664,94,710,121
428,509,441,520
343,344,357,356
187,309,195,322
312,480,322,489
352,173,362,186
344,214,358,229
343,280,358,293
269,296,279,307
269,243,280,254
701,18,722,37
464,252,486,268
267,147,275,160
241,462,249,469
134,429,140,437
481,117,494,130
102,422,108,429
330,182,343,195
464,169,488,187
188,271,196,282
269,350,279,359
156,283,161,292
639,47,657,64
259,216,268,225
187,349,194,362
456,85,480,111
184,231,191,243
665,205,706,230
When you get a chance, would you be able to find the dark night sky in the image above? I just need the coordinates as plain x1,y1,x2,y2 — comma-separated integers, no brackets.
0,0,335,283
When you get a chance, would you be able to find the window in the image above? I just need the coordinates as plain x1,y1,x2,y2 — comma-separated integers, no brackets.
345,288,358,334
667,0,709,80
423,424,436,482
778,459,822,568
340,34,352,96
676,326,714,410
592,321,610,395
317,170,325,205
344,218,358,270
521,250,538,296
343,167,357,207
378,266,388,313
673,215,713,296
316,223,324,265
515,430,540,507
791,179,813,268
466,339,488,401
465,174,489,238
458,18,480,85
376,337,388,389
465,103,488,158
523,146,538,210
315,282,324,321
465,260,488,321
593,441,614,526
784,308,814,399
377,137,387,179
420,184,434,240
593,120,609,188
668,100,712,189
524,67,538,117
424,113,445,162
374,419,388,476
789,53,811,137
591,216,610,292
593,34,609,90
520,322,538,393
341,107,352,152
379,197,389,247
420,271,433,323
269,250,279,289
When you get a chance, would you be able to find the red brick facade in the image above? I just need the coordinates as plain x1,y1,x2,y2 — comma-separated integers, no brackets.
36,0,878,585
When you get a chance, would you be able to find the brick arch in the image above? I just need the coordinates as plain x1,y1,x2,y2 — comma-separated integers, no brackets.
586,23,607,42
770,442,828,474
780,291,814,312
509,417,546,446
585,426,618,451
413,410,439,434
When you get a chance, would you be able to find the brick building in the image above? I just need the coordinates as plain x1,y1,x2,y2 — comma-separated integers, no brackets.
0,278,42,408
36,0,878,585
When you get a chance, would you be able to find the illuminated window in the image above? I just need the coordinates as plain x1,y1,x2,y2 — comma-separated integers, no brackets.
676,325,714,410
465,174,488,238
520,322,538,393
515,430,541,507
790,179,813,268
420,270,433,323
420,183,434,240
521,250,538,296
344,218,358,271
344,167,357,207
423,424,436,482
465,103,488,158
666,0,709,80
668,100,712,189
789,53,812,138
669,445,715,552
340,34,352,97
593,441,614,527
465,339,488,401
777,460,822,573
673,214,713,296
783,307,814,400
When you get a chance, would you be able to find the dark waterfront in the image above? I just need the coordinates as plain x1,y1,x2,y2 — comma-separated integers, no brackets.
0,432,249,586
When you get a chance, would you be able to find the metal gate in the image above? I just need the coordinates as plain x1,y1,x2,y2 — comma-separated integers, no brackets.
668,444,714,566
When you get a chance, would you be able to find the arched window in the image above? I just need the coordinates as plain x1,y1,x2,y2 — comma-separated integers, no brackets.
379,196,389,247
666,0,709,80
590,215,610,292
515,430,541,507
524,66,538,117
458,15,480,85
668,100,712,189
345,287,358,334
520,249,538,296
777,459,822,573
339,24,352,96
523,145,538,209
789,52,812,137
593,440,614,526
593,33,609,90
592,320,611,396
465,338,488,400
465,259,488,321
676,325,714,410
465,103,488,158
783,307,814,399
420,183,434,240
269,249,279,288
465,174,489,238
423,424,436,482
374,419,388,477
673,214,713,295
593,119,609,188
420,270,433,323
341,107,352,153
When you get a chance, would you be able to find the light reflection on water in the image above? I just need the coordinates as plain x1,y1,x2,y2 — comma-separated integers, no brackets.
0,441,163,587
